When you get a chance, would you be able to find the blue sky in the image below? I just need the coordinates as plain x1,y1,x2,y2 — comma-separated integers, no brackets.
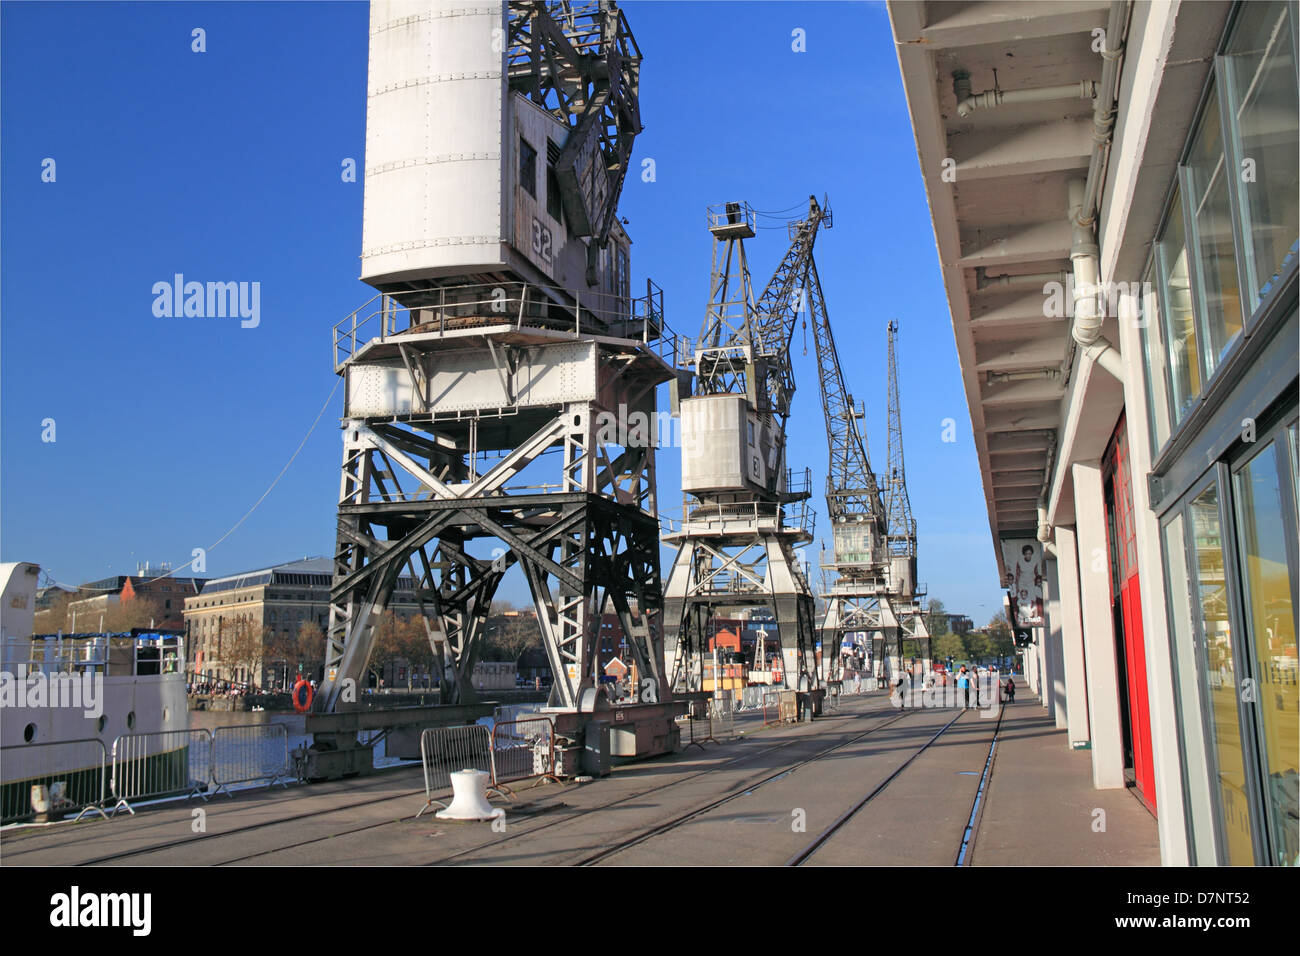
1,1,1002,624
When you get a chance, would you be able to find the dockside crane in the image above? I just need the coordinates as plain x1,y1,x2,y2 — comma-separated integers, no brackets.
662,197,830,715
807,274,930,682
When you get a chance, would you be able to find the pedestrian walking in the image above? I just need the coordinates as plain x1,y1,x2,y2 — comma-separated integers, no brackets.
1004,676,1016,702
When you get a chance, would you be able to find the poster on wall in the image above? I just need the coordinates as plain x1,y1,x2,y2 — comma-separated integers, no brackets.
1002,538,1045,627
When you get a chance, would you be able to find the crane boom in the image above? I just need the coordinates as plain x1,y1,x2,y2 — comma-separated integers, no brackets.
886,319,916,559
805,256,884,525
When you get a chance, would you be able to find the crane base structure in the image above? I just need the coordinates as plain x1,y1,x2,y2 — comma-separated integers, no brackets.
662,502,824,719
820,582,931,685
308,289,683,779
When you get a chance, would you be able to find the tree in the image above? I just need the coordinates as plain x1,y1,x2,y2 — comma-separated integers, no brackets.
483,612,541,662
220,615,265,689
932,632,965,663
925,598,950,639
101,595,168,633
987,611,1014,660
368,610,409,688
400,615,439,690
295,620,326,682
963,630,993,663
33,589,75,634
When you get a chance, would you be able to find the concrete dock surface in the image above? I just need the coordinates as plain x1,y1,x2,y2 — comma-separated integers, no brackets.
1,690,1159,866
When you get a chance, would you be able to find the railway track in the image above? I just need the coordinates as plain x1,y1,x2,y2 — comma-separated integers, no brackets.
788,699,1005,867
568,697,1006,868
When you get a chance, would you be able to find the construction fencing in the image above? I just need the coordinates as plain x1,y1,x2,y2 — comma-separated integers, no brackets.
110,729,213,815
416,724,493,818
676,696,737,749
1,738,110,824
4,722,304,824
211,724,291,795
490,717,558,790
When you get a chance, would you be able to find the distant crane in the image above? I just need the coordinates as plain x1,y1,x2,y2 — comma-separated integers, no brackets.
886,319,916,563
807,269,930,682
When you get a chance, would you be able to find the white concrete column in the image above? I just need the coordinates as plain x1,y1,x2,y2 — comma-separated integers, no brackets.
1116,287,1189,863
1054,525,1091,746
1072,460,1126,790
1039,576,1057,718
1045,558,1068,728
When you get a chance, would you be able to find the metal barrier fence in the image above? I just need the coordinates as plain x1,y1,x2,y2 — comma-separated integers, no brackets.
825,681,843,713
762,690,782,727
709,697,735,740
1,739,110,824
110,729,213,816
211,724,290,795
417,724,494,818
490,717,558,791
676,712,716,749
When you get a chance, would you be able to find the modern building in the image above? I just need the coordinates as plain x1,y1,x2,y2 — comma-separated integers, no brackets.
890,0,1296,865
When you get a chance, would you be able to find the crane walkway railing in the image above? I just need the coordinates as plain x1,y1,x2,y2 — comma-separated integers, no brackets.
333,279,675,371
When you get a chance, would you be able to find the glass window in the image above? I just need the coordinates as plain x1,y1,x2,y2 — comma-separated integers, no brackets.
1164,512,1218,865
1222,2,1299,312
1187,480,1256,864
1232,440,1299,865
1140,264,1172,454
546,161,563,222
1155,185,1202,424
1182,89,1245,375
519,137,537,199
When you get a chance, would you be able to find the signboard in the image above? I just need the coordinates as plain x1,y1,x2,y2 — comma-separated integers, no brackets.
1001,538,1045,627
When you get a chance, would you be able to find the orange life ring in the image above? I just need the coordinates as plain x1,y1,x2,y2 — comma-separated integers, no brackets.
292,679,314,714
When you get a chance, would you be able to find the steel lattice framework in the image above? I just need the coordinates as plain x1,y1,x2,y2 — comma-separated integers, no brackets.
507,1,641,277
885,319,917,560
663,199,828,704
314,3,683,770
806,259,930,682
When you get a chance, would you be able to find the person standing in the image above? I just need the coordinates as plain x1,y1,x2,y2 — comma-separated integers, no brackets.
956,665,971,709
1004,676,1016,703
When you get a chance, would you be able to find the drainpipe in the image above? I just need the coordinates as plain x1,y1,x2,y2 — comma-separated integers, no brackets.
953,71,1095,118
1068,2,1129,384
1036,432,1058,549
975,268,1071,292
1069,180,1124,382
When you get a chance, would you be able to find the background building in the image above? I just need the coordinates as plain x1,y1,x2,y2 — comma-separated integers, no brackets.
184,557,418,687
36,562,205,633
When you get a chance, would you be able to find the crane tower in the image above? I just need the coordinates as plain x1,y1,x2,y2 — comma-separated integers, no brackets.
662,199,828,715
311,0,680,777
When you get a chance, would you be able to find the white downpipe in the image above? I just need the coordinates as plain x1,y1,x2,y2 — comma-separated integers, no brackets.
1036,432,1058,547
1069,179,1124,383
1067,2,1129,385
954,75,1096,118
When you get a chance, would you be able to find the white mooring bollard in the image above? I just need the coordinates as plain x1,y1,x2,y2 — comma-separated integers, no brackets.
435,769,504,822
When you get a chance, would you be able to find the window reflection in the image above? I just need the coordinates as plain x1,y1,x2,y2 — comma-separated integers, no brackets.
1233,442,1299,865
1157,187,1202,424
1188,481,1256,864
1224,2,1300,309
1184,92,1244,373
